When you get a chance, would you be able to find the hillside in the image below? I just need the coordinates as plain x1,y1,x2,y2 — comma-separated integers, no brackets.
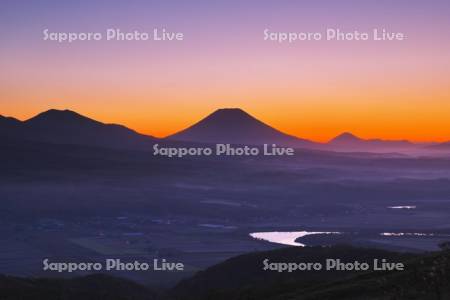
0,109,156,149
171,245,449,300
0,274,157,300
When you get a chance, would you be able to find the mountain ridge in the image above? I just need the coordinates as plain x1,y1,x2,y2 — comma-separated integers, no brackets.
2,108,449,153
329,132,413,145
327,131,420,152
0,109,157,149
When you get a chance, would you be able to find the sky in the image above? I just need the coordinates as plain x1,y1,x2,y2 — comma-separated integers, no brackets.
1,0,450,142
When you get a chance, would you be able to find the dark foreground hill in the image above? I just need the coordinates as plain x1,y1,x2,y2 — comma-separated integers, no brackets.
0,274,157,300
171,245,450,300
1,246,449,300
171,245,415,300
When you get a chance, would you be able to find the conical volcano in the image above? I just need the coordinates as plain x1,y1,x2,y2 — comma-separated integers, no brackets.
329,132,363,145
167,108,314,147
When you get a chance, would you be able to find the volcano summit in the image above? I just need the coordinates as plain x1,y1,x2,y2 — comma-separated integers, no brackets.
167,108,314,147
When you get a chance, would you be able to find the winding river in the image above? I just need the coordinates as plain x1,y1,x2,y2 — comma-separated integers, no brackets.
249,231,341,247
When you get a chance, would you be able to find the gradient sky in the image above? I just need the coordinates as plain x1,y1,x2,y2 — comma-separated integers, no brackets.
1,0,450,142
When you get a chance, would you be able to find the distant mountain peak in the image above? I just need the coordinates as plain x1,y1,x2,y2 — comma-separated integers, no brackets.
327,131,418,152
47,109,74,113
26,109,97,125
339,132,358,138
330,132,362,143
204,108,255,122
215,108,246,112
38,108,80,116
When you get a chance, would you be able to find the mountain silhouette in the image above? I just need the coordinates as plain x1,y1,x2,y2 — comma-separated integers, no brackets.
0,115,22,138
329,132,363,145
1,109,440,153
0,115,21,125
0,115,21,129
328,132,416,152
0,109,156,149
167,108,315,147
26,109,100,126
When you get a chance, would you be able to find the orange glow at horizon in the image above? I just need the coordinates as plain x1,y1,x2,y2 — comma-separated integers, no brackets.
1,49,450,143
1,1,450,143
1,87,450,143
